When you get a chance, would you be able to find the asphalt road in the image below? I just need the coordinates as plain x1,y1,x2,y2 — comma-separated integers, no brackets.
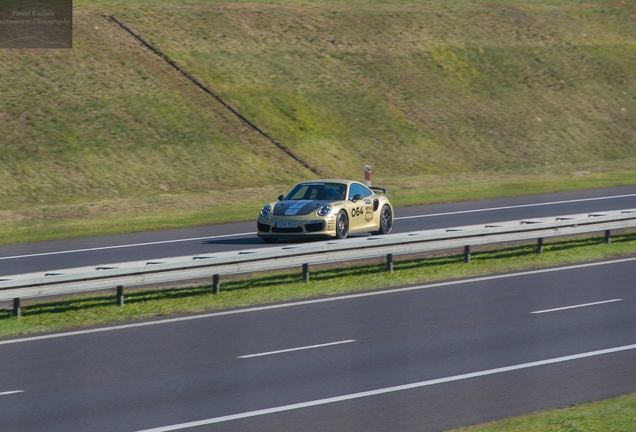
1,185,636,276
1,256,635,431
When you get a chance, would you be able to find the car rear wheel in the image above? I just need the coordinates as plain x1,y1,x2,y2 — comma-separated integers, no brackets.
378,205,393,234
336,211,349,239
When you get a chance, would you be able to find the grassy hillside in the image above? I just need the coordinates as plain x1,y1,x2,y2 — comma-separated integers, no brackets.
104,0,636,179
1,0,636,243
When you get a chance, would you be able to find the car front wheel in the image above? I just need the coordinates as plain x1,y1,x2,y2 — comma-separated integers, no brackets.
336,211,349,239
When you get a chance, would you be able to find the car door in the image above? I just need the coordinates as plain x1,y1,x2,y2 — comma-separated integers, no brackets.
347,183,372,231
354,184,377,230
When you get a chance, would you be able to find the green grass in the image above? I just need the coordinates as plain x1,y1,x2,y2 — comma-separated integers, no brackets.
98,0,636,177
449,392,636,431
1,0,636,244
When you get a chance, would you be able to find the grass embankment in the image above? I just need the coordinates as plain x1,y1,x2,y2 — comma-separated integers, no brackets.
2,0,636,244
450,392,636,431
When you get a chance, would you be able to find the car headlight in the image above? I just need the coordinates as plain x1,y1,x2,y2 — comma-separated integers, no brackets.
317,204,332,217
260,204,271,217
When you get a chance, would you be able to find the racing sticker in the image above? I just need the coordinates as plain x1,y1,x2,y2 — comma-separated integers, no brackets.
284,200,313,216
274,200,329,216
364,199,373,222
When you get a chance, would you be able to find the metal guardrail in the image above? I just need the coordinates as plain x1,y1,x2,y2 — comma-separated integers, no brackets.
3,209,636,317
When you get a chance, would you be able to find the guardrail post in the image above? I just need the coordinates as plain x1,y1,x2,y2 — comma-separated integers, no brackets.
116,286,124,307
537,238,544,254
464,245,471,263
13,298,20,318
212,274,220,294
386,254,393,273
605,230,611,244
303,264,309,282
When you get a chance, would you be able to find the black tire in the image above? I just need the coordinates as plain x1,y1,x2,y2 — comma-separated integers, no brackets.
378,205,393,234
335,210,349,239
262,237,278,243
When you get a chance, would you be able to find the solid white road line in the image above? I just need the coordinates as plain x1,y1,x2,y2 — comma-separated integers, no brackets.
3,256,636,347
0,232,254,261
0,390,24,396
135,343,636,432
2,192,635,261
531,299,623,314
238,340,356,358
396,193,636,220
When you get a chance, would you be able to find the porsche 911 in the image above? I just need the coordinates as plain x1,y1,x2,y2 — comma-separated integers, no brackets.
257,179,394,242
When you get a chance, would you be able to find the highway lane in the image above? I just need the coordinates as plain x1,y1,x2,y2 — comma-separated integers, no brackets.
1,185,636,276
1,257,635,431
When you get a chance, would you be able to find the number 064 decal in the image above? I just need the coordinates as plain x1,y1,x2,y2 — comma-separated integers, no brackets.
351,204,373,221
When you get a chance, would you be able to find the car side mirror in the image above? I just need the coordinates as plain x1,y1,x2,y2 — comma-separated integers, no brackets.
278,195,285,201
352,194,363,202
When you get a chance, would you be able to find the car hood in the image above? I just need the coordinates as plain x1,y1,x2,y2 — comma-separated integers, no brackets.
273,200,334,216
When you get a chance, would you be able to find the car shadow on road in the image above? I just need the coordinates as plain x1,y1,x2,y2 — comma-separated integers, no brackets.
200,237,265,246
201,236,325,246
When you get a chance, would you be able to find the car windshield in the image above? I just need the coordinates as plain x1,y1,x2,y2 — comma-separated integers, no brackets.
285,182,347,201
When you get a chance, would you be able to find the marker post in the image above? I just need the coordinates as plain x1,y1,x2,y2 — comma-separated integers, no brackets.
364,165,371,187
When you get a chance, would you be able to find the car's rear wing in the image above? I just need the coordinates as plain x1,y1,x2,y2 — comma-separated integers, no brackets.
370,186,387,194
